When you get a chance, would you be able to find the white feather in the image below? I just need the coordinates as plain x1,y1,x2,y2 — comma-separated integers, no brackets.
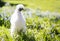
10,4,26,37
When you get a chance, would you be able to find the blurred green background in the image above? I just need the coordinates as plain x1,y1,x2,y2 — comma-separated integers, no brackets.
3,0,60,12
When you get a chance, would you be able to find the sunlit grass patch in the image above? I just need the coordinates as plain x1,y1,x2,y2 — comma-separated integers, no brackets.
0,26,13,41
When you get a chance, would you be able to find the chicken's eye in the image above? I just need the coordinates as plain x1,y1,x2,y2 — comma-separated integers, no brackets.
19,8,24,11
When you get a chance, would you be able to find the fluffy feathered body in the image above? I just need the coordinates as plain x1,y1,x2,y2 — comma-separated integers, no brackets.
10,4,26,36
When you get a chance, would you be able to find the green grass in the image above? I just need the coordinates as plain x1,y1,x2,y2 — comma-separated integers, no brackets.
3,0,60,12
0,15,60,41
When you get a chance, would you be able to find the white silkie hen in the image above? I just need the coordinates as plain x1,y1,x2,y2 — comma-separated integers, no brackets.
10,4,26,37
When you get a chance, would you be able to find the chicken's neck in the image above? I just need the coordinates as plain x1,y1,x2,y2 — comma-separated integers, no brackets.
14,9,22,14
